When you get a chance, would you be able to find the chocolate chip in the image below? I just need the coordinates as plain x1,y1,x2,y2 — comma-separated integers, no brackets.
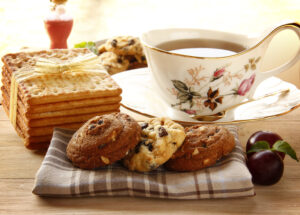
149,164,157,170
147,143,153,152
126,117,132,122
172,142,177,145
117,57,123,64
129,57,137,63
158,126,168,137
141,55,146,61
88,124,96,130
215,128,220,133
202,143,207,148
111,39,117,48
135,144,141,154
128,39,135,45
140,122,148,129
98,144,106,149
135,140,146,153
97,119,103,125
142,133,148,138
207,133,214,138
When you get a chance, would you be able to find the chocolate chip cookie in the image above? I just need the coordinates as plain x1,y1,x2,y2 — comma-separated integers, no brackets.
127,54,147,70
104,36,144,56
66,113,141,169
123,117,186,172
165,125,235,172
98,36,147,74
99,52,130,75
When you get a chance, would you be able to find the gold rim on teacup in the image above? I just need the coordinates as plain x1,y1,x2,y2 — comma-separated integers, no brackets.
141,23,300,60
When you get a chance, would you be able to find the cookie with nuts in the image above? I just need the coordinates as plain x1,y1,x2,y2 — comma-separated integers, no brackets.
122,117,186,172
66,113,141,169
165,125,235,172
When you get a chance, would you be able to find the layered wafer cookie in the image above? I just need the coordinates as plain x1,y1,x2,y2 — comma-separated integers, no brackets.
16,112,120,137
2,70,121,105
2,89,120,119
18,121,84,137
2,104,51,149
16,124,60,150
1,49,124,150
2,98,119,128
1,80,122,114
1,49,122,105
25,110,120,127
23,104,120,119
18,129,51,150
2,103,119,149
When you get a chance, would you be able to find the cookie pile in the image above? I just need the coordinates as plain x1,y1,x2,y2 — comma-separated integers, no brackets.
66,113,235,172
98,36,147,75
1,49,122,150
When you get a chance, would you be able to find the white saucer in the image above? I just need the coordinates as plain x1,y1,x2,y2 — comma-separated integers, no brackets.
112,68,300,124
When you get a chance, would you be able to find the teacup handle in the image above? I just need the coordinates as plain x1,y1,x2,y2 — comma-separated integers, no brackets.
260,22,300,79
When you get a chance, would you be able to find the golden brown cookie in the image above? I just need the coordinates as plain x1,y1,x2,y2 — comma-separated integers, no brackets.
126,54,147,70
123,117,186,172
99,52,130,75
98,44,107,55
66,113,141,169
104,36,144,56
97,36,147,73
165,125,235,172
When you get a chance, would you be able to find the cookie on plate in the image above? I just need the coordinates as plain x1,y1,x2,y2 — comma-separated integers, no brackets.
104,36,144,56
123,117,186,172
98,36,147,74
165,125,235,172
66,113,141,169
99,52,130,75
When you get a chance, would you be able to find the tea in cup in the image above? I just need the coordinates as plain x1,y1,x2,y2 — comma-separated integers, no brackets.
141,23,300,116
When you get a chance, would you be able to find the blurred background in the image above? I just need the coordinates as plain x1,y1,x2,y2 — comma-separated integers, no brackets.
0,0,299,86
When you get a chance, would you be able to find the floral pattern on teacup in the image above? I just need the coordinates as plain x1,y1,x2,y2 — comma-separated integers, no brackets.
169,57,260,114
244,57,261,71
236,74,256,96
204,88,223,111
184,65,208,86
212,67,225,81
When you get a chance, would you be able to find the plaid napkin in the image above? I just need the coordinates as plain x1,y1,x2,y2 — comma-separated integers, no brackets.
32,126,255,199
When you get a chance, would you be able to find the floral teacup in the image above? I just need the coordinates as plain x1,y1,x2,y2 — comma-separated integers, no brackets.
141,23,300,116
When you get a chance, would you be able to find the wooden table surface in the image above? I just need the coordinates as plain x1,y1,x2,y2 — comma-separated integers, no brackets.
1,0,300,214
1,106,300,215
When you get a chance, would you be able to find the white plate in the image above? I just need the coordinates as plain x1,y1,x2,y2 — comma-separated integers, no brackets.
112,68,300,125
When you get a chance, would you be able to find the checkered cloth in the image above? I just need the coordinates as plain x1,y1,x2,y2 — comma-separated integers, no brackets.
32,126,255,199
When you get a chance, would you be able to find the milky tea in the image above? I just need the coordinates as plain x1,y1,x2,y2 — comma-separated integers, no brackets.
156,39,246,57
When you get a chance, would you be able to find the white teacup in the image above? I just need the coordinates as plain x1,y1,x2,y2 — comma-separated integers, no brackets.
141,23,300,116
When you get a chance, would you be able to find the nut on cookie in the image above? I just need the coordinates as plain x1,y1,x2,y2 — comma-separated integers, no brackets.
66,113,141,169
165,125,235,171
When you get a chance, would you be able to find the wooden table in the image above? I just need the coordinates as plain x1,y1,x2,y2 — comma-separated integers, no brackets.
1,0,300,214
1,105,300,215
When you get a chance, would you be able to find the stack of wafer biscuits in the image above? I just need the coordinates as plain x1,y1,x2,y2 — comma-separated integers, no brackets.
1,48,122,150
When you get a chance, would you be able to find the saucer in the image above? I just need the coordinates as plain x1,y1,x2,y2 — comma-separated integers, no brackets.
112,68,300,125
